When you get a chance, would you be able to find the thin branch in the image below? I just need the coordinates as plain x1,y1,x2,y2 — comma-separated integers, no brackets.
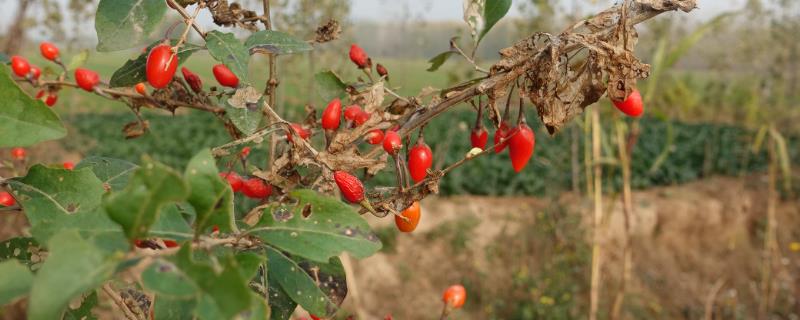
166,0,207,39
451,39,489,74
102,284,141,320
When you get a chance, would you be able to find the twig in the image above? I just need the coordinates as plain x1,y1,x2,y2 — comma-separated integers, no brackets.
451,38,488,74
102,284,140,320
589,107,603,320
173,4,203,51
703,278,726,320
165,0,207,39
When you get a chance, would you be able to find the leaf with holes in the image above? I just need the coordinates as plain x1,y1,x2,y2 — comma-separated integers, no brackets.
206,31,250,81
95,0,167,52
0,66,65,147
266,247,347,317
109,40,203,87
314,70,347,103
76,156,137,192
185,149,235,235
245,30,313,55
63,291,98,320
0,237,41,270
28,230,121,320
225,86,264,136
104,156,189,241
0,260,33,306
248,189,381,263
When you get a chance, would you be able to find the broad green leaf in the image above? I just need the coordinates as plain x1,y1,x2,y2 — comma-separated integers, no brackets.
267,274,297,320
479,0,512,42
248,189,381,263
28,230,120,320
104,156,189,240
95,0,167,52
235,252,266,280
109,40,203,87
63,291,98,320
142,259,198,298
427,51,456,72
66,50,90,71
174,247,252,319
150,205,194,240
185,149,235,235
0,66,65,147
245,30,313,55
245,293,270,320
314,70,347,102
154,295,197,320
266,247,347,317
76,156,137,192
0,237,41,270
0,260,33,306
206,31,250,81
8,165,105,243
225,86,264,136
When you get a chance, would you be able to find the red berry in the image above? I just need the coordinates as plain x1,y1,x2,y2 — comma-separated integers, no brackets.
146,44,178,89
36,90,45,100
39,42,60,61
45,93,58,107
310,315,322,320
29,66,41,80
612,89,644,117
63,162,75,170
181,67,203,93
333,171,365,203
242,178,272,199
384,315,393,320
343,105,362,122
286,123,310,143
508,124,535,173
75,68,100,91
442,285,467,308
382,130,403,155
135,82,147,95
395,201,421,233
10,56,30,77
365,129,384,145
353,111,370,127
133,239,148,248
493,122,510,153
163,240,179,248
408,140,433,182
10,148,26,160
321,98,342,131
219,172,244,193
212,64,239,88
349,44,370,68
376,63,388,78
212,225,220,233
470,127,488,149
0,191,15,207
240,146,251,158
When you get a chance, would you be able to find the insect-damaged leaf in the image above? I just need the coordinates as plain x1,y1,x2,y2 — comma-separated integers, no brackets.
266,247,347,317
245,30,312,55
95,0,167,52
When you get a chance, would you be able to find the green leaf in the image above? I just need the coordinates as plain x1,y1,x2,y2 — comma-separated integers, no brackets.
249,189,381,263
0,260,34,306
267,274,297,320
142,259,198,298
245,30,313,55
109,40,203,87
8,165,105,243
185,149,235,235
0,237,40,270
174,247,252,319
104,156,189,240
66,50,90,71
314,70,346,102
224,86,264,136
427,51,456,72
0,66,66,147
95,0,167,52
76,156,137,192
150,205,194,240
479,0,512,42
154,295,197,320
266,247,347,317
28,230,120,320
63,291,99,320
205,31,250,81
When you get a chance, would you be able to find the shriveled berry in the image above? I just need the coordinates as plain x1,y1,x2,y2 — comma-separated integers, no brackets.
442,285,467,308
135,82,147,95
395,201,421,233
286,123,310,143
10,56,30,77
219,172,244,193
470,127,488,149
63,162,75,170
382,130,403,155
10,148,26,160
349,44,370,68
365,129,384,145
333,171,364,203
29,66,41,80
0,191,15,207
408,140,433,182
146,44,178,89
75,68,100,91
376,63,388,78
181,67,203,93
133,239,149,249
612,89,644,117
343,105,362,122
508,124,535,172
212,64,239,88
39,42,60,61
242,178,272,199
493,122,510,153
321,98,342,131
